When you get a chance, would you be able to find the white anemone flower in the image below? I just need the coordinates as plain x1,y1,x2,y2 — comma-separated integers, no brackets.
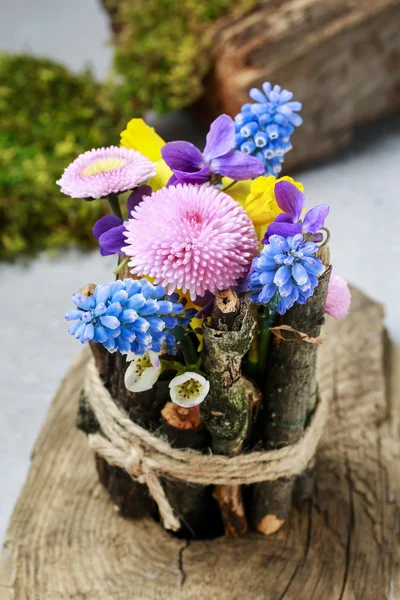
124,351,161,392
169,372,210,408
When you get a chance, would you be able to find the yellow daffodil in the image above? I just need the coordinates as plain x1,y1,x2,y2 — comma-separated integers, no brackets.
224,175,304,241
120,118,172,191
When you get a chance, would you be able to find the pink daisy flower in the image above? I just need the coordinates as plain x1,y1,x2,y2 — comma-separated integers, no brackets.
123,183,259,299
56,146,156,199
325,269,351,320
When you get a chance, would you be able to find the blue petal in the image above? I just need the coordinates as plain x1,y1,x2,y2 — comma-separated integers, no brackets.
147,317,165,332
120,309,138,323
112,289,128,304
124,279,142,296
115,336,131,354
109,280,124,297
102,334,116,352
100,315,120,329
274,265,291,287
106,302,122,317
139,299,159,316
65,310,82,321
302,257,325,276
72,293,93,311
94,284,110,305
279,280,294,297
152,285,167,300
82,323,94,343
292,263,309,285
93,302,107,317
259,270,275,285
93,325,108,343
74,322,86,340
258,283,277,304
68,321,81,335
126,293,146,311
172,302,184,315
155,300,173,315
119,325,136,341
131,317,150,333
139,279,156,298
135,331,152,347
162,316,178,329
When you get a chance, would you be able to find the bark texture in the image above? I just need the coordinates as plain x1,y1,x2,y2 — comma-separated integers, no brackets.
196,0,400,172
200,293,255,455
160,404,221,538
200,290,256,536
2,287,398,599
251,267,331,534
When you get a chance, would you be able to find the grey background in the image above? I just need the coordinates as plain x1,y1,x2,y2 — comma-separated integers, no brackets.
1,0,399,544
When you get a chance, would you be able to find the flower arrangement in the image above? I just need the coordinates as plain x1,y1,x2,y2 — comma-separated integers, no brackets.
59,82,351,538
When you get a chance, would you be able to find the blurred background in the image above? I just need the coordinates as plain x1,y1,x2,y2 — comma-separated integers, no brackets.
1,0,399,543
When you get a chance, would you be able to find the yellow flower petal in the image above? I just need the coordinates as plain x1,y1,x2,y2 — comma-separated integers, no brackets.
120,118,165,161
149,160,172,192
120,118,172,190
221,178,251,208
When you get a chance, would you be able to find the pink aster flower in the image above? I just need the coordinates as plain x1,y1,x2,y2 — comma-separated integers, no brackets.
56,146,156,199
123,183,259,300
325,269,351,320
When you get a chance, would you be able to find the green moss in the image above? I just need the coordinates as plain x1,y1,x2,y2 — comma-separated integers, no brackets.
105,0,257,114
0,53,123,260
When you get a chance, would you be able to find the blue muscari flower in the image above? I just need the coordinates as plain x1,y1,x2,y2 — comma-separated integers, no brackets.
65,279,194,356
233,82,302,177
249,234,324,315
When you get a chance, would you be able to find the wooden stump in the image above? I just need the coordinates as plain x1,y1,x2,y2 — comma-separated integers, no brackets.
196,0,400,172
1,287,399,599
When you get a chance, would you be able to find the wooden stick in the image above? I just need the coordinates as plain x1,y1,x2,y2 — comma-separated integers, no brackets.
293,245,331,505
160,403,222,537
201,290,255,454
251,266,331,535
201,290,255,536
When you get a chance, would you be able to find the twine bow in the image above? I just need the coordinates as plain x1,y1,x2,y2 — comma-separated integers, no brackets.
84,358,328,531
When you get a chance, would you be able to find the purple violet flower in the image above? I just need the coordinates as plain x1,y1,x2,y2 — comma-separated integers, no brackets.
262,181,329,244
93,185,151,255
161,115,265,185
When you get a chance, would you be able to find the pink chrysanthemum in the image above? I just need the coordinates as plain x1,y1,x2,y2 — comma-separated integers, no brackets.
325,269,351,320
123,183,259,299
56,146,156,199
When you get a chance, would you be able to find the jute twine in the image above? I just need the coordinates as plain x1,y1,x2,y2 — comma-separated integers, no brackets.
84,358,328,531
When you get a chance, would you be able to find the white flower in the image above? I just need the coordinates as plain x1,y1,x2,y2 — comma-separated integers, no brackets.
169,372,210,408
124,351,161,392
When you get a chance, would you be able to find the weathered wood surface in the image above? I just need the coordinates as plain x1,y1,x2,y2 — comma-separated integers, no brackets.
1,287,400,599
198,0,400,171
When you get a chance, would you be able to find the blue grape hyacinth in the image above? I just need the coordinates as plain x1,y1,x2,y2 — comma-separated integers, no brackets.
65,278,195,355
249,234,325,314
233,82,302,176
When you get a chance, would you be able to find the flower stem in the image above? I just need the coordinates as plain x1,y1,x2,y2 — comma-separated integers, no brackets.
222,180,238,192
320,226,331,247
107,193,123,219
113,256,130,276
172,327,198,366
160,360,184,373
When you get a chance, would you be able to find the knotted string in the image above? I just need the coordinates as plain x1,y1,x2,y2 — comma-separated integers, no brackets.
84,358,328,531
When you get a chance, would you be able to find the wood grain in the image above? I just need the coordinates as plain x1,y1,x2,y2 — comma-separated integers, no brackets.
1,287,399,599
197,0,400,172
